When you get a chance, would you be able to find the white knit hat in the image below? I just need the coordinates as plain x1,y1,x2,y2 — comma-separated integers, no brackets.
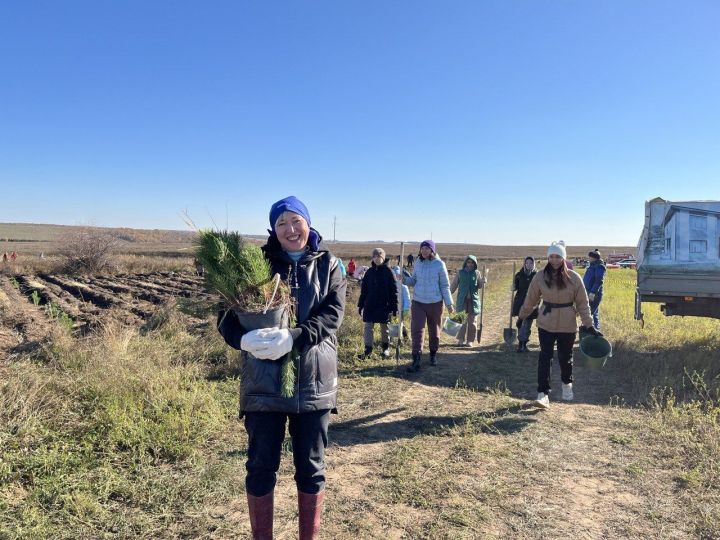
547,240,566,259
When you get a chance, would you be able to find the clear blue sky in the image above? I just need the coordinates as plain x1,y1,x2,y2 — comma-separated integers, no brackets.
1,1,718,245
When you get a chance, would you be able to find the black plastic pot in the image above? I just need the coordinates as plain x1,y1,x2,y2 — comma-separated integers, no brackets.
233,305,289,331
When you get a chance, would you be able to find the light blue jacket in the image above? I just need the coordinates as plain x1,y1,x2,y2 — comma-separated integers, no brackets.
403,256,453,307
391,266,411,311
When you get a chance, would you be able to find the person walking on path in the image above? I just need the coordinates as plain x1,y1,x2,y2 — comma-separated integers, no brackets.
347,257,356,278
406,253,414,267
217,196,346,540
401,240,453,372
519,241,601,409
357,248,398,359
583,249,606,330
512,256,538,352
449,255,487,347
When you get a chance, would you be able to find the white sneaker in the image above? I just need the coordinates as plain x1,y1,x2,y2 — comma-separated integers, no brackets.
535,393,550,409
562,383,574,401
382,348,391,358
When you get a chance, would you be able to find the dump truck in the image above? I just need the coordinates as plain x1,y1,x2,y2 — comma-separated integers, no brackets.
635,197,720,321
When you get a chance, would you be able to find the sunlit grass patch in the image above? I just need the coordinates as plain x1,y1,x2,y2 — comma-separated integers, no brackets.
0,311,243,538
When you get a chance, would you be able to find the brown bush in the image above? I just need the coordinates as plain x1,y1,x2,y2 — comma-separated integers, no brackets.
59,229,120,274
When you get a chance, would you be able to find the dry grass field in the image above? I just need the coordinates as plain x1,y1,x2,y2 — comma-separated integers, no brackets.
2,225,717,539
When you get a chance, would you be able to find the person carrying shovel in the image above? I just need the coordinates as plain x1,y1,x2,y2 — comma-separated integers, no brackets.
518,241,601,409
450,255,487,347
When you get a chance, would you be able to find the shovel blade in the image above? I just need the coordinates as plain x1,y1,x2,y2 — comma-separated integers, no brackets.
503,328,517,345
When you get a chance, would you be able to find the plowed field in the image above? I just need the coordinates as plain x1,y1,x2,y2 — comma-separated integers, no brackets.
0,271,212,358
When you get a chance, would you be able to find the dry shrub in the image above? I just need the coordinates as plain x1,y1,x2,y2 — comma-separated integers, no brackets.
58,229,120,275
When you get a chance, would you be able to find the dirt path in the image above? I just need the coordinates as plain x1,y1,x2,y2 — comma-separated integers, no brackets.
208,300,694,539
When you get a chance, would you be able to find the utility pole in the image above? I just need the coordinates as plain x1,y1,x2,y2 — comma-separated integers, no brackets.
333,216,337,243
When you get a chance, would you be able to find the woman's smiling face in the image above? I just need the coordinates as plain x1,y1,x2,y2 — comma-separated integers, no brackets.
548,254,564,269
275,211,310,252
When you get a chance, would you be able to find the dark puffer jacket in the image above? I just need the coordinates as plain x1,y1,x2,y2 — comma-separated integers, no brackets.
358,262,398,324
217,233,346,414
512,268,538,318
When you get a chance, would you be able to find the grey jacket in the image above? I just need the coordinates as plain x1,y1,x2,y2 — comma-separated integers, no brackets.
217,233,346,414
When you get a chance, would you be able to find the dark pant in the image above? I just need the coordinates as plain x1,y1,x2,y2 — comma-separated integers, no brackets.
244,410,330,497
410,300,444,355
537,328,576,394
589,295,602,329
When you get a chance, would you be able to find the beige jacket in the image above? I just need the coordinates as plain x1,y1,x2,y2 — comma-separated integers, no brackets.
519,270,593,333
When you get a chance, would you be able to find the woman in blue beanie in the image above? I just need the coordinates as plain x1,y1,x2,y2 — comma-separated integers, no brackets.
217,196,346,539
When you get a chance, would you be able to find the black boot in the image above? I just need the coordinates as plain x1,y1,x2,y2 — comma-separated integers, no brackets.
429,352,437,366
516,340,525,353
380,342,391,358
357,346,372,360
407,352,421,372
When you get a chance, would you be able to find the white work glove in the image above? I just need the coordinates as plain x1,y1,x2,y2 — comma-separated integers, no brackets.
241,327,294,360
588,293,596,302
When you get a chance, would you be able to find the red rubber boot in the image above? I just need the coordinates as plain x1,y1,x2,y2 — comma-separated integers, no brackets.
247,492,274,539
298,490,325,540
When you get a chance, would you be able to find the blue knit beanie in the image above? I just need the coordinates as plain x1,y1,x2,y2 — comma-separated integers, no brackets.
269,196,311,231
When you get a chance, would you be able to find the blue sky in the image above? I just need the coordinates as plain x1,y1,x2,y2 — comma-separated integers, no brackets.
1,1,718,245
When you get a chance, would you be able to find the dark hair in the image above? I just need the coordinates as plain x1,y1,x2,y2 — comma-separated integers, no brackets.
543,259,570,289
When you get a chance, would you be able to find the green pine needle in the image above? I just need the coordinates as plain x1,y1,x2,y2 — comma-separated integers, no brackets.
280,351,297,398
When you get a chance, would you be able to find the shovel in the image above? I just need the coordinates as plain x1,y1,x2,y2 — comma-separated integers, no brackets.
395,242,405,366
503,261,518,346
476,265,487,344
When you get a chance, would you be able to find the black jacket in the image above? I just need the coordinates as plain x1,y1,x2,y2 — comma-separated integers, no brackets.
513,269,538,318
358,262,398,324
217,233,346,414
